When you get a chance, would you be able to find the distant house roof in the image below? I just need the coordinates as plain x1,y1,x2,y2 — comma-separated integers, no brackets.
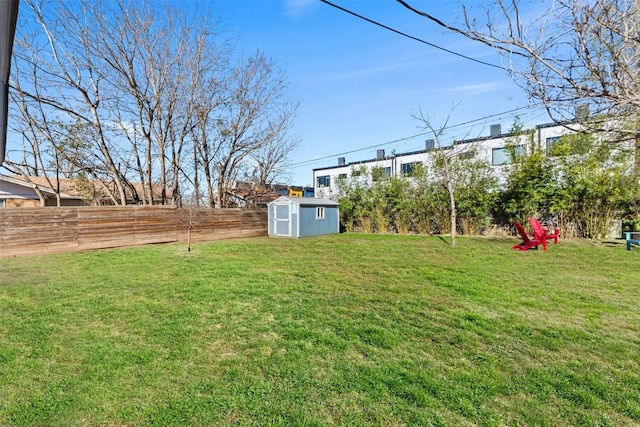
0,174,79,200
226,186,283,207
6,175,170,205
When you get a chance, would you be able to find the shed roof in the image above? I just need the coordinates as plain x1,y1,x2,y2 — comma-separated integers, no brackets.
269,196,339,206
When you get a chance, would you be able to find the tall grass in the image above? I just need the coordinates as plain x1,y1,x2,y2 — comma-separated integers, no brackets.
0,234,638,426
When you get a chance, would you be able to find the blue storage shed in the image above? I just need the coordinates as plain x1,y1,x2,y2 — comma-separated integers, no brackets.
267,196,339,238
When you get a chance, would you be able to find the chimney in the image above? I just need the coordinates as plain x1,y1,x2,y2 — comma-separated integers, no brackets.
376,149,385,160
490,124,501,137
425,139,434,150
338,157,345,166
576,105,589,122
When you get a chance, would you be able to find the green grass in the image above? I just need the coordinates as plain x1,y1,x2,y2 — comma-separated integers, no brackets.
0,234,638,426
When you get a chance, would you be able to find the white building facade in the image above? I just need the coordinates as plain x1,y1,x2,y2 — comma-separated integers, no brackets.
313,122,573,199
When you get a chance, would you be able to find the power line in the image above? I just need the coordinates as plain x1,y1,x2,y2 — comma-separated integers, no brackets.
290,132,430,168
318,0,506,71
289,105,541,168
395,0,528,59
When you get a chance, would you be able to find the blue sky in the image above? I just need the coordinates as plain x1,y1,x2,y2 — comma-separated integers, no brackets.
209,1,546,186
7,0,557,188
7,0,554,187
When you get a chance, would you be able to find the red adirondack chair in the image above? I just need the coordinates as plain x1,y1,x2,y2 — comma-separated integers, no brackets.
512,221,547,251
530,217,559,245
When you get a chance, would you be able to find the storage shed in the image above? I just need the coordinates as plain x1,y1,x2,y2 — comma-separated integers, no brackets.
267,196,339,238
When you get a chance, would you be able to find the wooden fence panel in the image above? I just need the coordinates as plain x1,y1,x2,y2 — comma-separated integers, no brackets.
0,208,78,245
77,206,179,251
132,207,182,246
240,209,270,237
0,206,267,257
172,208,268,242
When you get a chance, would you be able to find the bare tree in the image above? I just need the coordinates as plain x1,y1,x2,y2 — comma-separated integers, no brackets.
8,53,121,205
10,0,130,204
9,0,299,208
83,0,229,206
398,0,640,172
90,0,159,205
212,53,299,208
192,96,226,208
413,108,459,246
250,126,301,187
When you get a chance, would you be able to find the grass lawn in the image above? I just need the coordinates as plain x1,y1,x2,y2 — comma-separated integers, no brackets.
0,234,638,426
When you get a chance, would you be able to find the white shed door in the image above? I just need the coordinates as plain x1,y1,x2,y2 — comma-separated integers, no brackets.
274,202,291,236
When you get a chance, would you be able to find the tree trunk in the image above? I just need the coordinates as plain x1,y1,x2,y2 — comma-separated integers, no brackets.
193,148,200,207
635,133,640,178
448,179,457,247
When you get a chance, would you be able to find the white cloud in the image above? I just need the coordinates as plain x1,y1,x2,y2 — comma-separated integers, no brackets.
284,0,316,19
320,53,432,83
450,82,505,95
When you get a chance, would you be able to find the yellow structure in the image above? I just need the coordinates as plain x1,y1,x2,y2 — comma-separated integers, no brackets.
288,188,303,197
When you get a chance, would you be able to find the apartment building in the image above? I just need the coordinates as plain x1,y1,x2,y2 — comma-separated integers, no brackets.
313,122,572,199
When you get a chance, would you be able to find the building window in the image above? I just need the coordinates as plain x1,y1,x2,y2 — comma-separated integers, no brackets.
546,136,561,154
338,173,347,180
457,150,475,161
372,166,391,181
401,162,420,176
316,175,331,188
492,145,524,166
0,199,4,208
316,206,325,219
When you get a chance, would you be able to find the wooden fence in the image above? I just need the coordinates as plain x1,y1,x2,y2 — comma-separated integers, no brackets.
0,206,268,257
